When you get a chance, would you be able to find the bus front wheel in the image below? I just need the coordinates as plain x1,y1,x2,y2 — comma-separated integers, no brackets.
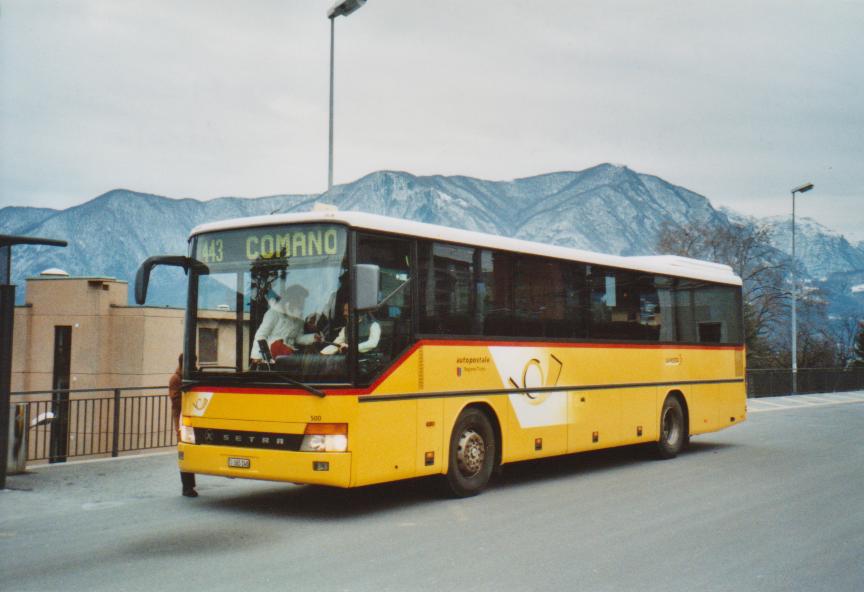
443,408,496,497
656,396,686,459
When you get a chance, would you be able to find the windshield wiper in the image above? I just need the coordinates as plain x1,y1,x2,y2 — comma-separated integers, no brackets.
267,372,326,398
194,367,326,397
243,369,325,398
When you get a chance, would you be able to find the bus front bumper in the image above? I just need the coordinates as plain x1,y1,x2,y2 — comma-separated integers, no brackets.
178,443,352,487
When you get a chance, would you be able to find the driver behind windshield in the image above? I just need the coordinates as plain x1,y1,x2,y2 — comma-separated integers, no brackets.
251,284,318,361
321,302,381,355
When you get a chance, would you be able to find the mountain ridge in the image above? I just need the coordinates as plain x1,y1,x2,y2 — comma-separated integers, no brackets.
2,165,861,312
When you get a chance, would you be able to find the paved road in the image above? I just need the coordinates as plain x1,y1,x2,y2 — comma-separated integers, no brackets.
2,392,863,592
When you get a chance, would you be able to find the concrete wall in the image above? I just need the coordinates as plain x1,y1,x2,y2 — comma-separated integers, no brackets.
11,275,185,396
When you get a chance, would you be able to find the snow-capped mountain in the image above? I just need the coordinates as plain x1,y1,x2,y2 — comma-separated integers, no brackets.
760,215,864,279
1,189,315,304
278,164,726,256
2,165,862,310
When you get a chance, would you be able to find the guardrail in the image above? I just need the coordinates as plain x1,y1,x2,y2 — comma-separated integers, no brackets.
10,386,175,464
746,368,864,398
8,369,864,465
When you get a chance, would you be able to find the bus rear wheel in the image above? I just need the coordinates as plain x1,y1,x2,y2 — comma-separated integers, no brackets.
656,396,686,459
443,408,496,497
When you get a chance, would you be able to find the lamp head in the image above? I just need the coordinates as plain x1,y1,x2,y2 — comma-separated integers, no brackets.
328,0,366,19
791,182,814,195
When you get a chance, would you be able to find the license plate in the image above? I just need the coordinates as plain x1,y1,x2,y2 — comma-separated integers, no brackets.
228,457,250,469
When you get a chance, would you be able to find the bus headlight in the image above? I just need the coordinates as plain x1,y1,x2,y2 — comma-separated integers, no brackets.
300,423,348,452
179,417,196,444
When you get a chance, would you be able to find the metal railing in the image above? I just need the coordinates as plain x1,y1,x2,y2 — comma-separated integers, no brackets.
10,386,176,463
746,367,864,398
8,369,864,464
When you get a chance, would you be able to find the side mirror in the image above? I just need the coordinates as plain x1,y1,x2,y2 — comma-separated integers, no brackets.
354,264,380,311
135,256,203,305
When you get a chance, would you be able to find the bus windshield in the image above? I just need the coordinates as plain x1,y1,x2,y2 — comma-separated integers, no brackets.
190,223,349,383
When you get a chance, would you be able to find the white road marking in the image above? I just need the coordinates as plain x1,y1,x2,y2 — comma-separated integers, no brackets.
749,399,785,408
749,391,864,413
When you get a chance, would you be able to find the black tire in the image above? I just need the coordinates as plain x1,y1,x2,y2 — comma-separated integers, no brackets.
656,396,686,459
443,408,497,498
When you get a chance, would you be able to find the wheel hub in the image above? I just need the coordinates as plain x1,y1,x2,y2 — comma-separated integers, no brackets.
456,429,485,477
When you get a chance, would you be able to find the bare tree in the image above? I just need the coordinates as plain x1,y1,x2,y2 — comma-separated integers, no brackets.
794,286,841,367
657,220,789,366
853,321,864,368
833,315,863,367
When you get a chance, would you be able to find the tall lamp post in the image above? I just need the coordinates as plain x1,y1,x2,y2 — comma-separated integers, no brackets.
0,235,67,489
790,182,814,394
327,0,367,192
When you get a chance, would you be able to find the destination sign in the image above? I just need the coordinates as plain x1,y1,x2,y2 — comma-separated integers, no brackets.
194,224,345,265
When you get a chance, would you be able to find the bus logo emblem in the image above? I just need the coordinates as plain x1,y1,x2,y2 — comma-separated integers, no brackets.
508,354,563,405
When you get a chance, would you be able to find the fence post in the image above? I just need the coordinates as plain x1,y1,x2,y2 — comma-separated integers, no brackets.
111,388,121,457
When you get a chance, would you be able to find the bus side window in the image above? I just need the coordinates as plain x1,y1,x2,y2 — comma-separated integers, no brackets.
666,279,743,345
419,242,476,335
514,255,570,338
673,279,697,343
479,250,514,336
356,233,413,382
655,275,677,342
588,267,661,341
693,284,742,344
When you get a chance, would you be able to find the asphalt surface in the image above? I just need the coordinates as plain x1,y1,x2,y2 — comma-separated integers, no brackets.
2,392,863,592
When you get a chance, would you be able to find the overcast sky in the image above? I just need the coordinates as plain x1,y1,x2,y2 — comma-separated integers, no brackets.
1,0,862,240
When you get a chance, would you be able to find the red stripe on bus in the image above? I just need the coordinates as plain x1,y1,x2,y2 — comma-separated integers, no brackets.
426,340,743,351
188,340,742,397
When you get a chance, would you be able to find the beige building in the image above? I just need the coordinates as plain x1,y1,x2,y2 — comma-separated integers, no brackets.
8,269,244,464
12,270,185,394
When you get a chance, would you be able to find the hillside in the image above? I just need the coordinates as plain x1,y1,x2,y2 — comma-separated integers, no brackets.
2,165,862,312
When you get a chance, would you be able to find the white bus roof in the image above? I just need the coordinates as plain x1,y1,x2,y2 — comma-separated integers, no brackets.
191,210,741,286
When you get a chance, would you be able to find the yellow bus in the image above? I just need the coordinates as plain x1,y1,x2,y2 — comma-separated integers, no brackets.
136,210,746,496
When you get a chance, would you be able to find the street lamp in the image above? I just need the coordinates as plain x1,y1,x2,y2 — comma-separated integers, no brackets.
0,234,67,489
790,182,814,394
327,0,367,192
